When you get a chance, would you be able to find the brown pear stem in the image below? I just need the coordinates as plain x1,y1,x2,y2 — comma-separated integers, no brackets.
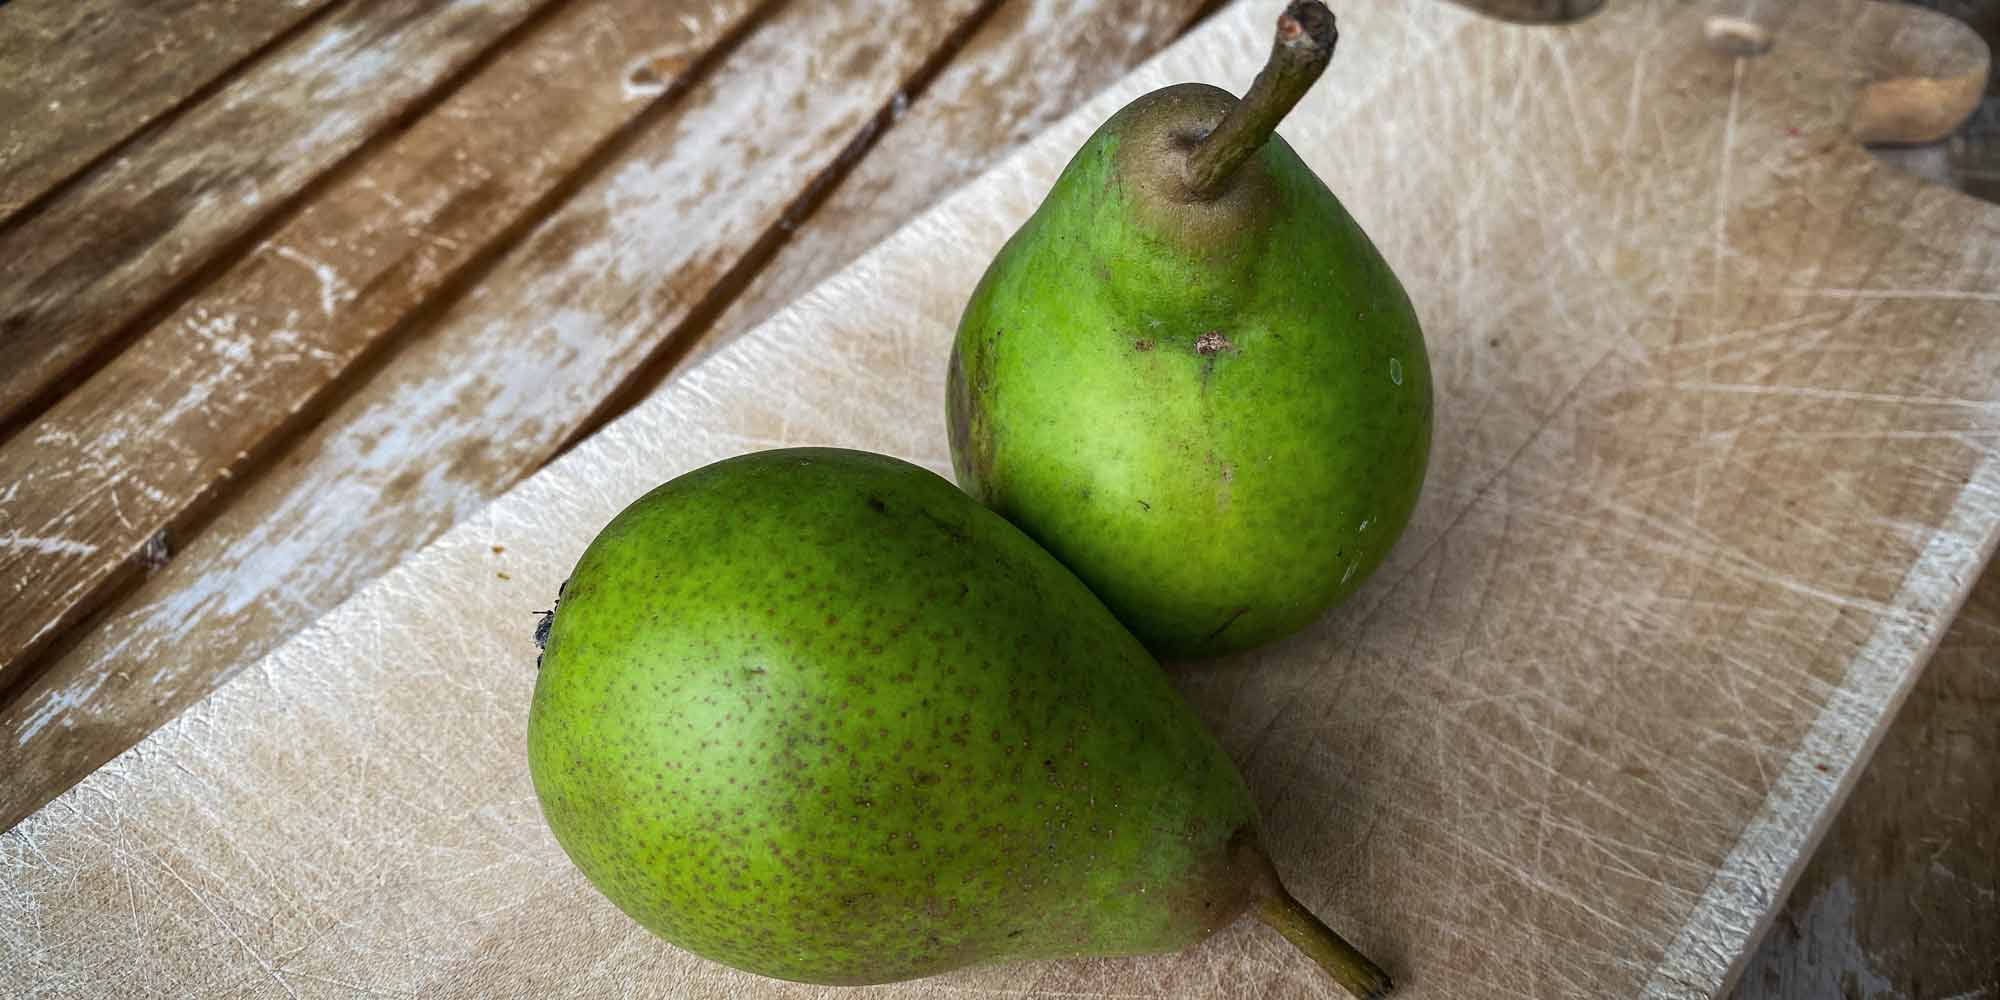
1184,1,1338,200
1256,887,1394,1000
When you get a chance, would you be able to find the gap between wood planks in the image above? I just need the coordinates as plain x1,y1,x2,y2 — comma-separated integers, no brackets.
0,0,348,235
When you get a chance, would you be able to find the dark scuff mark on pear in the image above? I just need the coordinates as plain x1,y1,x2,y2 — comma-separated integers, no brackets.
945,334,1001,501
919,508,970,544
945,340,973,470
1203,607,1250,644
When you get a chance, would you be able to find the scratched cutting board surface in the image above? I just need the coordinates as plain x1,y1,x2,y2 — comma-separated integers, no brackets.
5,2,1999,998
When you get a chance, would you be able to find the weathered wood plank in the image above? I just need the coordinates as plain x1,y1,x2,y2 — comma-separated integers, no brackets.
0,0,995,831
0,0,763,694
0,0,338,222
0,0,556,433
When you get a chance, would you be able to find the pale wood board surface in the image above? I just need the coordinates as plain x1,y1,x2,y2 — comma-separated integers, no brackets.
0,0,336,222
4,3,1996,999
0,0,1212,832
0,0,556,432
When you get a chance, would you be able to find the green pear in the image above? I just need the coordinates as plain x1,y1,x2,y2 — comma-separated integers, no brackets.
947,2,1431,658
528,448,1389,996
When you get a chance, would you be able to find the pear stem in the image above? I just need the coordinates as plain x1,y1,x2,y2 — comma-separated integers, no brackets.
1183,1,1338,201
1256,887,1393,999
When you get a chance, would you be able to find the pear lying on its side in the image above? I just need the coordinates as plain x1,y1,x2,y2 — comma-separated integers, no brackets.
528,448,1389,997
948,1,1432,658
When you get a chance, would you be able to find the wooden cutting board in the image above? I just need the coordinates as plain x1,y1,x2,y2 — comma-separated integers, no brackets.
5,2,1996,998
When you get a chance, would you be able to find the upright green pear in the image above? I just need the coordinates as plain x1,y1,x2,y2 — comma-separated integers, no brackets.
948,2,1431,658
528,448,1389,997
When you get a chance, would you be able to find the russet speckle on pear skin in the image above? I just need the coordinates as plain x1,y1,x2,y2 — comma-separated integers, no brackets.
527,449,1262,985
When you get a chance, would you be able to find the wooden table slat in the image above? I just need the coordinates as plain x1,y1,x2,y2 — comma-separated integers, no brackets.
0,0,558,433
0,0,340,223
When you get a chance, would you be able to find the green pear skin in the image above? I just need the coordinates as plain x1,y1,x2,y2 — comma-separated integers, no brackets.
528,449,1271,985
947,71,1432,659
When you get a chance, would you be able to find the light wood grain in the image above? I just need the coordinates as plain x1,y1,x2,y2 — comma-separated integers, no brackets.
4,3,1994,998
0,0,556,433
0,0,337,222
0,0,764,694
0,0,994,828
0,0,1212,832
